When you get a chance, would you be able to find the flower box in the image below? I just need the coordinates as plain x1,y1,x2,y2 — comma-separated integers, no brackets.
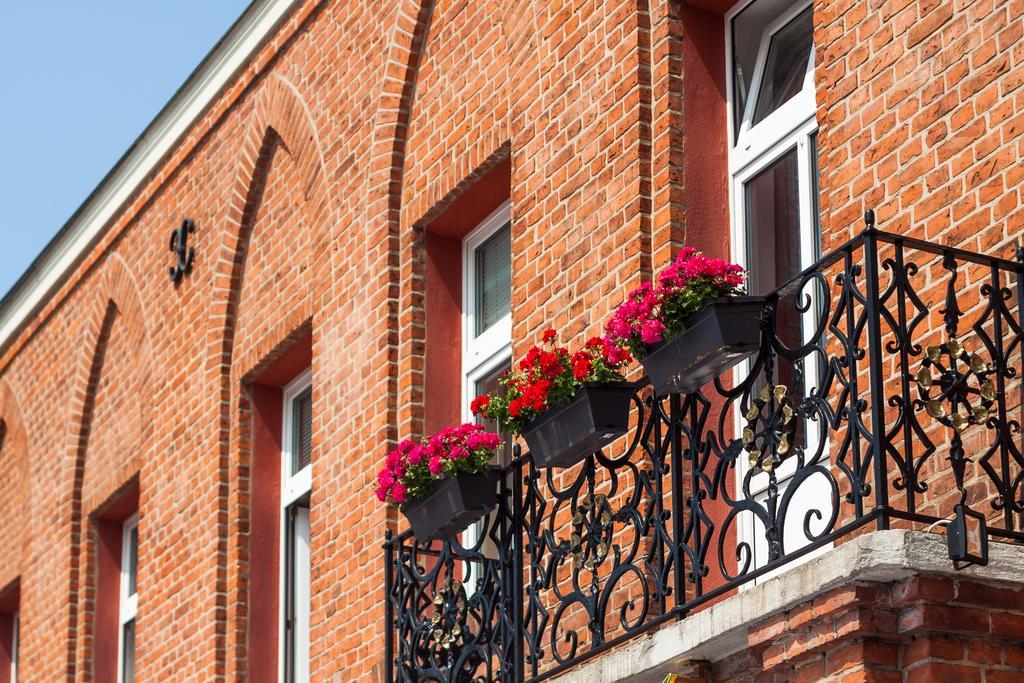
403,470,501,541
522,382,634,469
643,296,766,396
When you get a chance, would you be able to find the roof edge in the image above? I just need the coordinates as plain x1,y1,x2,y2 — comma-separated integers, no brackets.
0,0,302,355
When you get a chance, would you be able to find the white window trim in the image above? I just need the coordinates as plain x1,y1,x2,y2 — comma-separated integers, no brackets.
461,200,513,404
279,368,312,683
117,514,138,683
281,369,314,507
726,0,830,583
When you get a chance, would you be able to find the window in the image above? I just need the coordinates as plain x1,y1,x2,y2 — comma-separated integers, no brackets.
281,370,312,683
118,515,138,683
461,202,512,562
727,0,831,578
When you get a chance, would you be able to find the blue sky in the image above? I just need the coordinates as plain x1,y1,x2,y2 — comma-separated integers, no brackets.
0,1,250,297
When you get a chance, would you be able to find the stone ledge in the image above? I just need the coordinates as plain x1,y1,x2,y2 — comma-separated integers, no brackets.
552,529,1024,683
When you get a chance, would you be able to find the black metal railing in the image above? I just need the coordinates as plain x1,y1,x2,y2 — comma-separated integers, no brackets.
384,224,1024,682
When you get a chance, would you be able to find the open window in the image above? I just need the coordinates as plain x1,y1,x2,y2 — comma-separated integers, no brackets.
727,0,830,579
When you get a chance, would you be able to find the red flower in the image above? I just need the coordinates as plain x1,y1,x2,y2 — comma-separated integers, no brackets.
470,394,490,415
571,350,593,381
543,329,557,342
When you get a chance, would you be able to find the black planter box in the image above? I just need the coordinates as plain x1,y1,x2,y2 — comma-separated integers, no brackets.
403,471,500,541
522,382,635,469
643,296,766,396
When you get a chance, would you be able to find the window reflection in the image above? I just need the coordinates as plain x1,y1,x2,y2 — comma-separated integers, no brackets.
753,7,813,125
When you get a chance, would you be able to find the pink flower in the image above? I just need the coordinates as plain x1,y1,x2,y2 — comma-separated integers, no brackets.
428,455,443,475
407,445,425,465
468,431,500,450
376,485,389,502
385,450,402,470
377,469,395,488
451,446,469,460
641,319,665,345
391,483,407,504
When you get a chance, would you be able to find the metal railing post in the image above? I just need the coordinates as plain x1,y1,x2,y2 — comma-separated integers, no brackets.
512,462,525,682
669,392,686,612
384,530,395,683
861,211,891,529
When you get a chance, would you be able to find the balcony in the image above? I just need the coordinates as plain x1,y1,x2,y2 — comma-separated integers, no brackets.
383,225,1024,682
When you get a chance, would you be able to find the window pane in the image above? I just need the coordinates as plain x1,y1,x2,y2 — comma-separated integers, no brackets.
474,223,511,336
744,147,803,401
744,148,801,294
121,619,135,683
286,505,311,683
474,361,511,465
126,524,138,597
752,7,813,125
292,387,313,474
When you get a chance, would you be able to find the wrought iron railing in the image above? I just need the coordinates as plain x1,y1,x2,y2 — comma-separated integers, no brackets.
384,224,1024,682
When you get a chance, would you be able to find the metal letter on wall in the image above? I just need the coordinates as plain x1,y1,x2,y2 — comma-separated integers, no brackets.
169,219,195,284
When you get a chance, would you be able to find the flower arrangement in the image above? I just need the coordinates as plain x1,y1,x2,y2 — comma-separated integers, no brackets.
471,329,632,435
603,248,746,358
376,423,501,506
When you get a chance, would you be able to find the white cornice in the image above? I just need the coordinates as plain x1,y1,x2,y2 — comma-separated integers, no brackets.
0,0,301,354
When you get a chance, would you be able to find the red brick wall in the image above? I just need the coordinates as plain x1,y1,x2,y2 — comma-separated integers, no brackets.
719,576,1024,682
816,0,1024,251
0,0,1018,680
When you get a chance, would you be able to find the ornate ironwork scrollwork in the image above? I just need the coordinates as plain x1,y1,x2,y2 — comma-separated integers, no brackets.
385,226,1024,683
569,493,613,570
915,338,995,432
427,579,470,653
743,384,796,473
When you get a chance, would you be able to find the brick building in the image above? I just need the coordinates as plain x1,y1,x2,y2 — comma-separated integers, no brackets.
0,0,1022,681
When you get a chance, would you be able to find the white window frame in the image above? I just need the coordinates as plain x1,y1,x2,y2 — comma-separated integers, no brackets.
461,200,513,402
117,514,138,683
279,369,313,683
461,202,512,563
726,0,831,582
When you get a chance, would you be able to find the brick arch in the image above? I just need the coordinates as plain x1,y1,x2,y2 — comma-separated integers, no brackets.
0,376,30,588
207,71,330,679
362,0,436,445
55,254,152,679
210,72,330,379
